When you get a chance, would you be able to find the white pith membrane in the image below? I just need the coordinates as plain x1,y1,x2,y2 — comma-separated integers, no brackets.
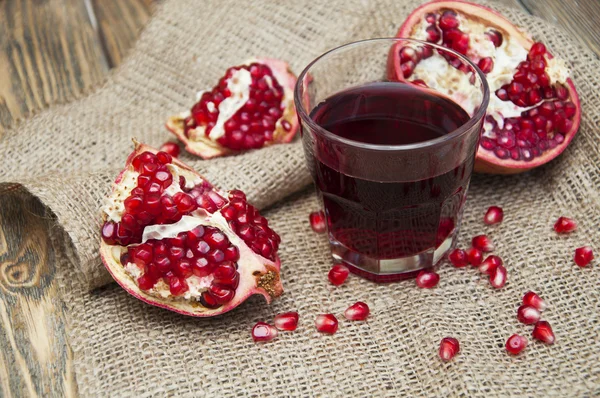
100,148,280,309
410,14,570,125
166,58,297,158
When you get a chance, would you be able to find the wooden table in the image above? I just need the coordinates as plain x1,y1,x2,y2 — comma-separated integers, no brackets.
1,1,599,395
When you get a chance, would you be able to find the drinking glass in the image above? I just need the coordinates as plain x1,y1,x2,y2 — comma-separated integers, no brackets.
294,38,490,282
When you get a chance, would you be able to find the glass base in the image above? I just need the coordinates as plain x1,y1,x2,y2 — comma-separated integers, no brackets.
330,232,454,283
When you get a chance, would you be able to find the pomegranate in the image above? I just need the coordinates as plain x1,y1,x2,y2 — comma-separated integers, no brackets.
466,247,483,266
448,248,468,268
439,337,460,361
472,234,494,252
489,264,507,288
416,270,440,288
309,210,327,233
517,305,541,325
274,312,299,331
99,142,283,317
506,334,527,355
252,322,278,342
554,216,577,234
391,1,581,174
344,302,370,321
328,264,350,286
166,58,298,159
522,291,547,311
574,246,594,267
484,206,503,225
532,320,555,344
315,314,339,334
479,255,502,274
159,142,181,158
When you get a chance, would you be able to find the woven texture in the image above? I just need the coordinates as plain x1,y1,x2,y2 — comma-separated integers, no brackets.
2,0,600,396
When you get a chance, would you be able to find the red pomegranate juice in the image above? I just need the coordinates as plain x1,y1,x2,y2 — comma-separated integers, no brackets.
309,82,472,281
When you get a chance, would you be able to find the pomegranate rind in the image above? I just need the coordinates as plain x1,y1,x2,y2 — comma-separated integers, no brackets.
166,58,299,159
99,141,283,317
393,0,582,175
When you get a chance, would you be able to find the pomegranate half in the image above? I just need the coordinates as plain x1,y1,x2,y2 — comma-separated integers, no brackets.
99,142,283,316
167,58,299,159
391,0,581,174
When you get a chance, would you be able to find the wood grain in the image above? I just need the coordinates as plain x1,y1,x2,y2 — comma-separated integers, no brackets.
92,0,155,67
520,0,600,57
0,0,108,131
0,188,77,397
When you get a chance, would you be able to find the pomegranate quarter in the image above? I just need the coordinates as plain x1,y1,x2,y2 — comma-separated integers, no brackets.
167,58,298,159
99,142,283,317
392,1,581,174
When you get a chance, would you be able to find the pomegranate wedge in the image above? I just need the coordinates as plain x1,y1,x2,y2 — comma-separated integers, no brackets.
99,142,283,317
167,58,298,159
391,1,581,174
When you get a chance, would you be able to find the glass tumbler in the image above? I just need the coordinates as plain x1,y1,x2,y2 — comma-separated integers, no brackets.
294,38,489,282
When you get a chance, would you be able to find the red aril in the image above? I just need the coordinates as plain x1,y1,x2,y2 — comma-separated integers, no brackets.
554,217,577,234
479,255,502,274
252,322,278,342
416,270,440,288
439,337,460,361
448,248,468,268
489,265,507,288
166,58,298,159
309,210,327,233
523,291,547,311
466,247,483,266
315,314,339,334
328,264,349,286
472,235,494,252
484,206,504,225
344,302,370,321
159,142,181,158
517,305,541,325
274,312,299,331
100,142,283,317
391,1,581,175
532,320,555,344
506,334,527,355
574,246,593,267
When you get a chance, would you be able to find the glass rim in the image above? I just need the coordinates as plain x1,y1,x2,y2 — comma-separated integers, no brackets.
293,37,490,152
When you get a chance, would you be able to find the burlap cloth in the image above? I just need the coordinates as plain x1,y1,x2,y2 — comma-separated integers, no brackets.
1,0,599,396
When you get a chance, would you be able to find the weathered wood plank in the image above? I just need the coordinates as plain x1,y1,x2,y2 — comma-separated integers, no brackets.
520,0,600,57
92,0,155,67
0,0,109,131
0,188,77,397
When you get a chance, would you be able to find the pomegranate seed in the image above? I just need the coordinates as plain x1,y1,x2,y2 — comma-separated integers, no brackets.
485,29,503,47
466,247,483,266
554,217,577,234
448,248,468,268
478,57,494,74
529,42,546,59
506,334,528,355
489,265,507,288
517,305,541,325
344,302,370,321
439,337,460,362
522,291,547,311
416,270,440,289
252,322,278,342
532,321,555,344
315,314,338,334
274,312,299,331
472,235,494,252
309,210,327,233
328,264,349,286
574,246,594,267
484,206,504,225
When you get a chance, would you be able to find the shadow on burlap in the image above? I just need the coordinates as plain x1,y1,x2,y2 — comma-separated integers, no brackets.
1,0,599,396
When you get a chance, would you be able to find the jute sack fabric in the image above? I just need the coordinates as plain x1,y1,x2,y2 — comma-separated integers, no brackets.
1,0,600,396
